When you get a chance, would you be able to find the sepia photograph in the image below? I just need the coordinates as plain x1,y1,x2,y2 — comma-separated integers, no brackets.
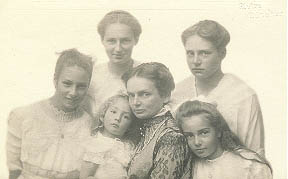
0,0,286,178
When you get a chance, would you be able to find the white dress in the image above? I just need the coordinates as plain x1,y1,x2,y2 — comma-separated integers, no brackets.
7,99,91,179
192,151,272,179
85,61,141,117
82,132,134,179
171,74,265,156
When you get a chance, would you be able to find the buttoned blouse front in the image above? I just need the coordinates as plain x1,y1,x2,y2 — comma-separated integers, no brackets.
7,100,91,173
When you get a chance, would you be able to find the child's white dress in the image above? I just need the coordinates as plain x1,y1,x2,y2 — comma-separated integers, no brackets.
82,132,133,179
192,151,272,179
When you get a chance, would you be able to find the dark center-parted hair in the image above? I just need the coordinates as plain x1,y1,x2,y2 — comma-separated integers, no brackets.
98,10,142,43
176,100,244,151
54,48,93,83
121,62,175,98
181,20,230,52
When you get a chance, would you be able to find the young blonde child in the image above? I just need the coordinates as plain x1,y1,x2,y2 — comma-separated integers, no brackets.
176,99,272,179
80,94,138,179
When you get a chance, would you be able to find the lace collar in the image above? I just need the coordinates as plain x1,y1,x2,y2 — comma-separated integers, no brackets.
96,131,122,142
45,99,84,122
142,105,171,129
205,150,227,163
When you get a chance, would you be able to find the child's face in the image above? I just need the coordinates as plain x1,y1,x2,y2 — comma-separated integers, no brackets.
102,98,133,138
126,77,169,119
181,114,223,160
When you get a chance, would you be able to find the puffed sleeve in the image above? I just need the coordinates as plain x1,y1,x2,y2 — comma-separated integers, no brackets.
6,109,23,171
237,94,265,156
248,161,272,179
82,139,106,165
151,131,190,179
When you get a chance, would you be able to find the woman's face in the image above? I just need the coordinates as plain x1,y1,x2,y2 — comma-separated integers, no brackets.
181,114,223,160
102,98,133,138
53,65,90,112
126,77,169,120
102,23,136,65
184,35,224,80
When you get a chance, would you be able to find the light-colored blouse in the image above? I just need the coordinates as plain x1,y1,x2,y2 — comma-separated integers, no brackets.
86,61,141,117
183,151,272,179
171,74,265,156
6,99,91,179
82,132,133,179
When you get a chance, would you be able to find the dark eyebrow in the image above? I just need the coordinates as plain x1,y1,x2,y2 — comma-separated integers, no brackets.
199,128,210,130
105,37,116,40
199,49,213,52
128,89,151,94
62,80,72,83
183,132,194,136
77,82,88,86
122,37,132,40
198,128,211,132
139,89,152,93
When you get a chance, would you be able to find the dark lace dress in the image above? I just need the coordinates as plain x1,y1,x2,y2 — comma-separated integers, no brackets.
128,111,190,179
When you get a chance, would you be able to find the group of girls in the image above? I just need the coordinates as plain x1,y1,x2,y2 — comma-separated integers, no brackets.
6,10,272,179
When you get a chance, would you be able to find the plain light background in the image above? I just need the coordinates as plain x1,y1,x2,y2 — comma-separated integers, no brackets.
0,0,286,178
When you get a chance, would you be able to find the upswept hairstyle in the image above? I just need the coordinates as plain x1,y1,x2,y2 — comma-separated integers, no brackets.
122,62,175,98
97,10,142,43
54,48,93,83
92,93,141,144
181,20,230,52
176,100,243,151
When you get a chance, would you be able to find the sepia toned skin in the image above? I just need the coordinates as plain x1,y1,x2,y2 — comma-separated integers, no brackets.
173,20,266,157
185,34,225,81
181,114,224,160
80,97,134,179
126,77,169,120
101,98,133,138
7,49,93,179
102,23,137,66
51,65,90,112
85,12,142,117
122,63,189,178
176,100,272,179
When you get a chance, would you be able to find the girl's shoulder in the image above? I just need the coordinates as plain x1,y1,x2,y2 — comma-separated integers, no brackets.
84,132,131,153
233,148,272,171
222,150,272,173
194,151,272,179
8,99,49,125
228,150,272,178
219,73,257,97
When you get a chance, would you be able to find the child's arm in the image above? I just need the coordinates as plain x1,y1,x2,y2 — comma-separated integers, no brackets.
79,160,99,179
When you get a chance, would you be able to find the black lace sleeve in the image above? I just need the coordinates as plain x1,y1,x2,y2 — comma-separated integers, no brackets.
151,131,190,179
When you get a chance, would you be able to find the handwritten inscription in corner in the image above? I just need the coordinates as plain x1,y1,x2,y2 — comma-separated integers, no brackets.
238,1,283,19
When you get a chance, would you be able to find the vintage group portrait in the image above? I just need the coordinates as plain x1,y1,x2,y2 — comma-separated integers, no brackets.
0,0,286,178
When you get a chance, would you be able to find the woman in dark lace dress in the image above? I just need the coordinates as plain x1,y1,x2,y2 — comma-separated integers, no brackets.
122,62,190,179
